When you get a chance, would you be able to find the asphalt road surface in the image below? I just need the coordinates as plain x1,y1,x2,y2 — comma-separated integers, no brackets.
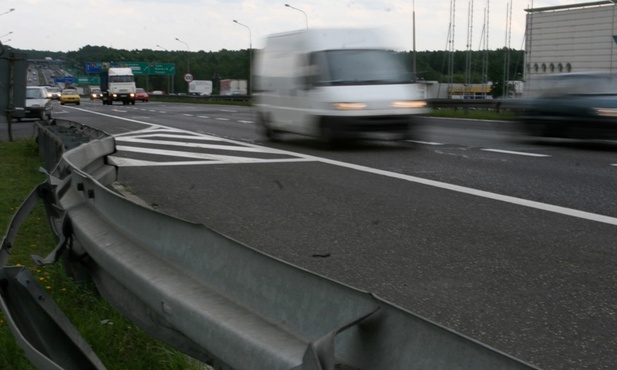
32,100,617,369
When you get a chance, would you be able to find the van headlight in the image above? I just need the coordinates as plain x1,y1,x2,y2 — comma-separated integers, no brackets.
594,107,617,117
390,100,427,108
332,102,367,110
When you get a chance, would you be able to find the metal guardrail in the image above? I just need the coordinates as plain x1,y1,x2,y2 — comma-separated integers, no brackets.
1,120,542,370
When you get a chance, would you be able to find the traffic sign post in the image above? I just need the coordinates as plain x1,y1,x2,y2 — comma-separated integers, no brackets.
183,73,193,83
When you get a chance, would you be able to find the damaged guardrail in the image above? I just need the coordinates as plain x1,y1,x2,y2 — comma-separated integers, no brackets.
1,120,542,370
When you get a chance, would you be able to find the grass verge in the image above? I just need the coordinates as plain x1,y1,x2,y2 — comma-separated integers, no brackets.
429,108,516,121
0,139,203,370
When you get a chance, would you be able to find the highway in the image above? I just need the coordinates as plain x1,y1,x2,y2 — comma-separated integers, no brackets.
51,99,617,370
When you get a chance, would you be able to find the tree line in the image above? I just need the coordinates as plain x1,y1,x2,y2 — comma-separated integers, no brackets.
17,45,524,97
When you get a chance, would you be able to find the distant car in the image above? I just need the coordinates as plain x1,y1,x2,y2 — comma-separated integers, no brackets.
60,88,81,105
20,86,52,121
150,90,164,95
135,88,149,102
90,88,102,100
513,73,617,139
45,86,61,100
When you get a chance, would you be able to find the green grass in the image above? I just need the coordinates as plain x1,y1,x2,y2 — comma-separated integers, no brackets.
429,108,516,121
0,139,204,370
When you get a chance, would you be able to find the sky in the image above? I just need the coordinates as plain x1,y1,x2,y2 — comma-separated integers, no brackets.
0,0,575,53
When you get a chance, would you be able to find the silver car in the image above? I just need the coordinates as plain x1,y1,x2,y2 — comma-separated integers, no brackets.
20,86,53,121
45,86,61,100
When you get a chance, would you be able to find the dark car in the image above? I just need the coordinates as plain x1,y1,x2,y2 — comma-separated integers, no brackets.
90,87,102,100
512,73,617,139
19,86,52,121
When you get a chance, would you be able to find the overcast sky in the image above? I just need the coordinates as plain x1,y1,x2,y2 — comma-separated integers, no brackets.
1,0,573,53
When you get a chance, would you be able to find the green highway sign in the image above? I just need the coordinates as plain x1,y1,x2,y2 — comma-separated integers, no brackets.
125,62,176,75
78,76,101,84
85,62,176,76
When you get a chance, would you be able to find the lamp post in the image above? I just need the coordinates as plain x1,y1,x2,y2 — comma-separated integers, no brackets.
175,37,190,94
175,37,190,73
156,45,173,94
285,4,308,29
0,8,15,16
233,20,252,95
0,31,13,40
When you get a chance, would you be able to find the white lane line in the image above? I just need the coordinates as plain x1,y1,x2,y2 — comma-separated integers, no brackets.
113,145,312,165
108,156,311,167
67,106,617,226
198,116,210,119
216,118,230,121
408,140,445,146
182,114,194,117
116,137,286,153
482,149,550,157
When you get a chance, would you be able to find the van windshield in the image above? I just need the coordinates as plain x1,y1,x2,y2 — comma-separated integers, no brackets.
312,50,411,86
109,75,134,83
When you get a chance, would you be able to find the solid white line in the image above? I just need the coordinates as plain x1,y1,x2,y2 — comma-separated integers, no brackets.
407,140,445,146
482,148,550,157
115,145,302,163
67,106,617,226
116,137,287,153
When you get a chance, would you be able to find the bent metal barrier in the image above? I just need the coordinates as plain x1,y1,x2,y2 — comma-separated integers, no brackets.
1,120,541,370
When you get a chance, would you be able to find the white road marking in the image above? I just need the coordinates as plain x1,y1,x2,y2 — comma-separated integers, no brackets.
482,148,550,157
66,106,617,226
116,137,283,153
215,118,230,121
407,140,445,146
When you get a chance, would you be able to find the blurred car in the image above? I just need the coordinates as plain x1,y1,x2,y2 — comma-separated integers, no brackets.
45,86,61,100
513,73,617,139
20,86,52,121
135,88,149,102
150,90,164,95
60,88,81,105
90,87,102,100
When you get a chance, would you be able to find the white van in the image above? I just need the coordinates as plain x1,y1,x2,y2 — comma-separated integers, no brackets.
253,28,429,143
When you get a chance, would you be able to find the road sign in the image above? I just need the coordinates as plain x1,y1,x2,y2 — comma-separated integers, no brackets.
184,73,194,83
86,62,176,76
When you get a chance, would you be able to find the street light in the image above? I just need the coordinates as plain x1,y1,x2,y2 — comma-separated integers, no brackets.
0,31,13,39
175,37,190,94
175,37,190,73
285,4,308,29
233,20,253,95
156,45,173,93
0,8,15,16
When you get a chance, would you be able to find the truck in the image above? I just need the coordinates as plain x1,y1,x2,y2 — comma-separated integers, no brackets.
100,67,136,105
188,80,213,96
220,79,247,96
253,28,429,144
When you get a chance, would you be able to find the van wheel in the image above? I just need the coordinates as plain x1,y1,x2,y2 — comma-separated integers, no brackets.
257,113,278,141
318,122,338,148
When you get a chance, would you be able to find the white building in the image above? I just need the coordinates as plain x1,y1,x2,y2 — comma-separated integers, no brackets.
524,1,617,94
